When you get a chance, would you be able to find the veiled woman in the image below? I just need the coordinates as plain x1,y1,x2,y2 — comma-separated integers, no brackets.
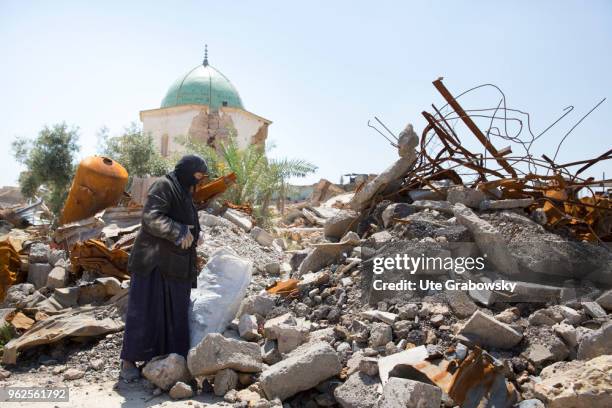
120,155,207,380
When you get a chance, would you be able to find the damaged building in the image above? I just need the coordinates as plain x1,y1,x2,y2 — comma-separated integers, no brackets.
140,46,272,156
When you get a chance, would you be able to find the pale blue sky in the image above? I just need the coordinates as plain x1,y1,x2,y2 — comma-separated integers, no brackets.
0,1,610,187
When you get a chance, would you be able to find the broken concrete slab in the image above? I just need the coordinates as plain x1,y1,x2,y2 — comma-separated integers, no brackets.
263,312,310,353
261,339,282,365
238,314,259,341
324,210,358,240
199,213,236,229
369,322,392,348
577,322,612,360
223,208,253,232
378,377,442,408
169,381,193,399
595,289,612,311
553,323,578,348
359,310,398,325
523,338,569,368
480,198,534,210
507,233,612,284
28,242,50,264
447,186,486,208
445,290,478,318
333,372,381,408
377,345,429,385
95,276,123,296
250,226,274,247
237,293,276,319
297,238,357,277
259,341,342,401
453,203,519,276
142,353,191,391
469,280,563,306
532,355,612,408
582,301,607,319
458,310,523,349
410,200,454,214
213,368,238,397
27,263,53,289
381,203,417,228
46,266,68,289
187,333,263,376
350,154,417,212
397,123,419,159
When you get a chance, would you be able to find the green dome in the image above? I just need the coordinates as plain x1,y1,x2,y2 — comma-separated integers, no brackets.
161,62,244,109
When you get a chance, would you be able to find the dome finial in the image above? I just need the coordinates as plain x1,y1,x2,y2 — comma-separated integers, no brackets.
203,44,209,66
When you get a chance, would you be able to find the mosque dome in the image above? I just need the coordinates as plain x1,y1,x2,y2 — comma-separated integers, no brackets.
161,48,244,110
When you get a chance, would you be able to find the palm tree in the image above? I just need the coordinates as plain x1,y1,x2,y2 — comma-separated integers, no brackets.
180,136,317,225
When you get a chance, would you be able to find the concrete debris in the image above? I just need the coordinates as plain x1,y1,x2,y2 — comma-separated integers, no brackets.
259,341,342,400
368,322,392,348
142,353,191,391
458,310,523,349
263,312,310,353
595,289,612,311
63,368,85,380
238,293,276,319
480,198,534,210
359,310,397,325
250,226,274,247
532,355,612,408
223,208,253,232
378,378,442,408
2,305,123,364
358,357,379,376
28,243,50,264
350,154,417,212
453,203,519,276
213,368,239,396
187,333,263,376
582,301,607,319
46,266,68,289
169,381,194,399
239,314,260,341
381,203,416,228
576,322,612,360
27,263,53,289
333,372,381,408
447,185,486,208
377,346,429,385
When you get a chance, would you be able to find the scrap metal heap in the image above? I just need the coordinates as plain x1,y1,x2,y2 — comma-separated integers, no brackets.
363,78,611,243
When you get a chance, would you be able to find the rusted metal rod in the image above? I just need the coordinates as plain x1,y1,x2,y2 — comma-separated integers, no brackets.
432,78,518,178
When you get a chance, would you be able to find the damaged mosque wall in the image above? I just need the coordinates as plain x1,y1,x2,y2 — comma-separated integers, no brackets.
140,46,271,156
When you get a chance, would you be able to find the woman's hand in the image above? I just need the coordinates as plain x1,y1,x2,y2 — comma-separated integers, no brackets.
180,230,194,249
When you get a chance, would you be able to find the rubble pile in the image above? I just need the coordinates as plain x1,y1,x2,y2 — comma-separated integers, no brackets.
1,79,611,407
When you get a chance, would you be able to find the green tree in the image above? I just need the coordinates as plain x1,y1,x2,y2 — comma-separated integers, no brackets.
98,123,170,181
12,123,80,215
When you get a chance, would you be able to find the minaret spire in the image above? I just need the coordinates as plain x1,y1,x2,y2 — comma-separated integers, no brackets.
203,44,209,66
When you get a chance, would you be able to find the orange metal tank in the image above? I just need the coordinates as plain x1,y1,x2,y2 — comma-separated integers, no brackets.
59,156,129,225
193,172,237,204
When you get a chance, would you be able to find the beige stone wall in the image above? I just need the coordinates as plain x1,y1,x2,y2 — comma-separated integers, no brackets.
140,105,270,157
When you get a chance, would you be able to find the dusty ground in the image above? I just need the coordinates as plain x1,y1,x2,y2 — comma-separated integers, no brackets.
2,379,224,407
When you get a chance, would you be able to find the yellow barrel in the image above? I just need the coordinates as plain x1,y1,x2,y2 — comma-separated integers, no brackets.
59,156,129,224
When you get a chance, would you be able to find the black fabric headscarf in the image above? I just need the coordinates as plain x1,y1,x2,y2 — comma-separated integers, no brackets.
172,155,208,191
